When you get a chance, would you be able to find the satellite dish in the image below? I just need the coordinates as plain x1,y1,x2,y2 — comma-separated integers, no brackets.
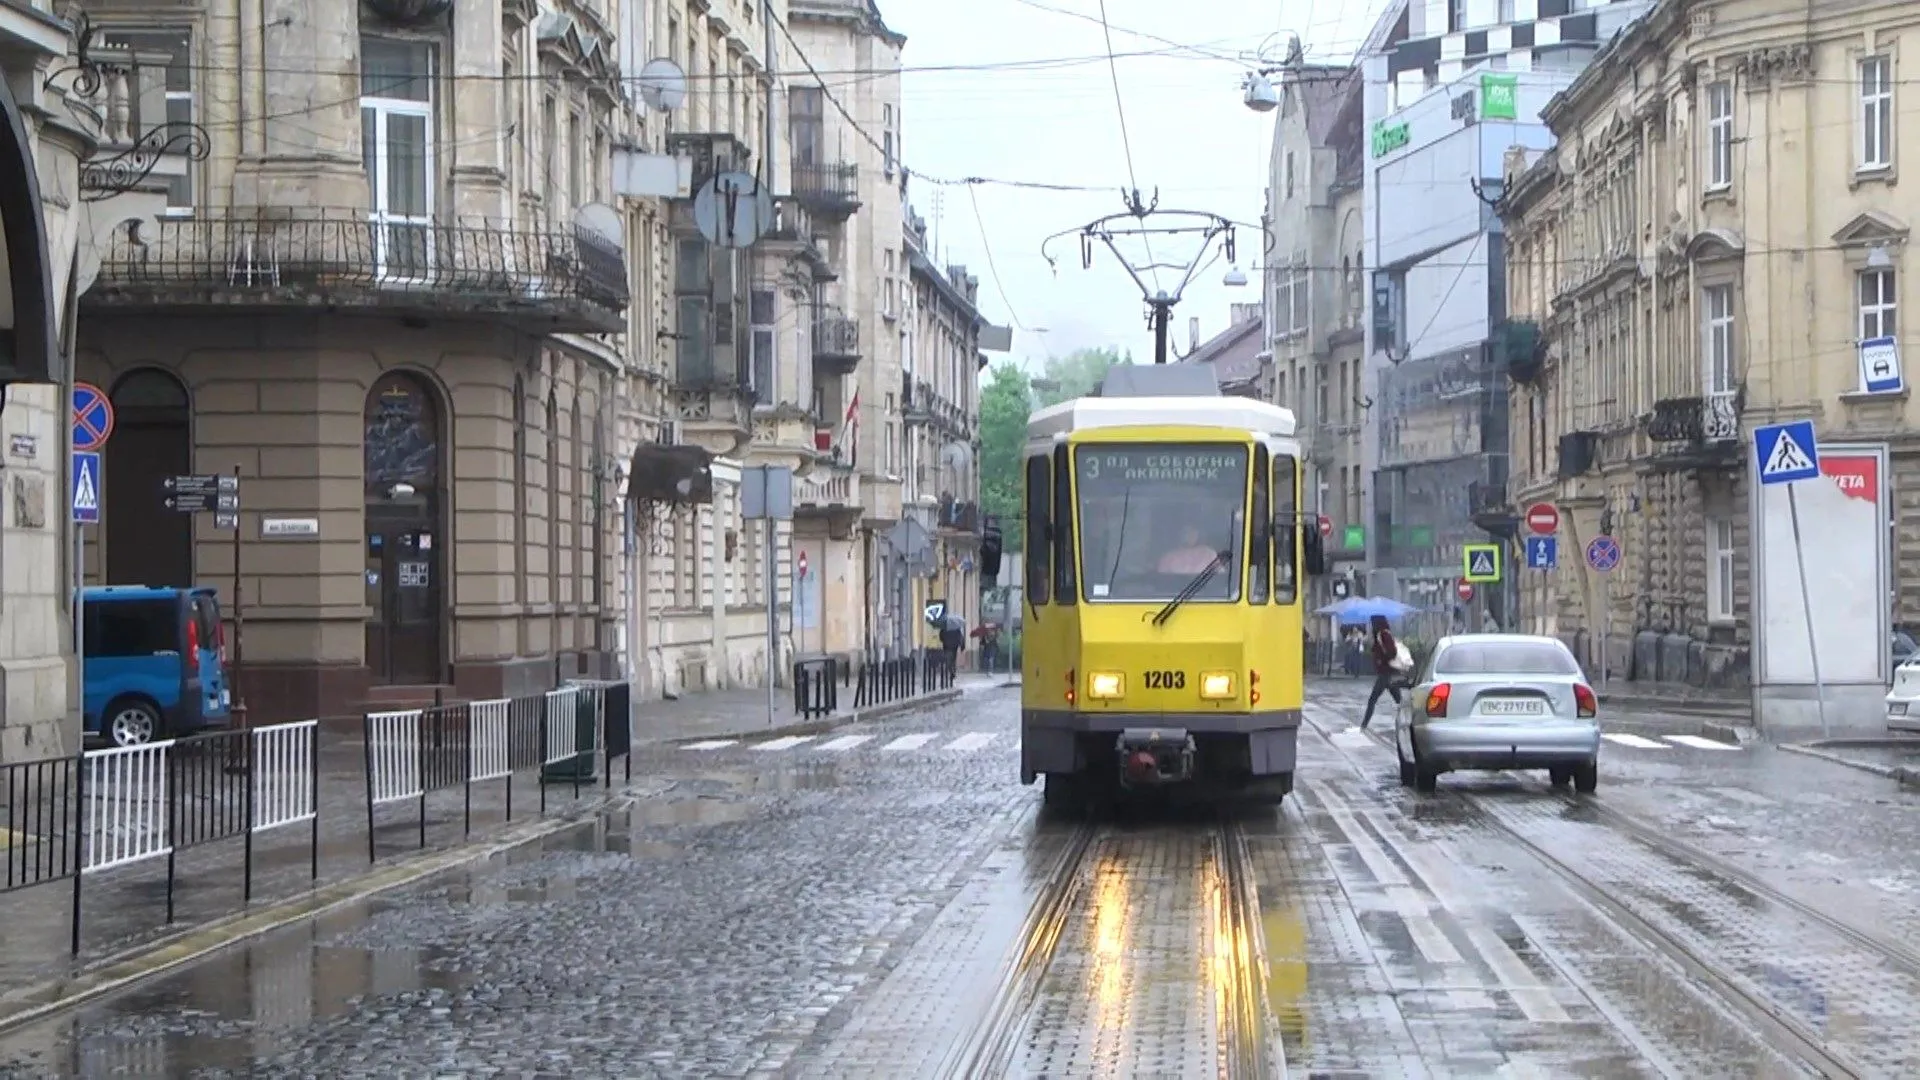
638,58,688,113
573,202,624,251
692,171,775,249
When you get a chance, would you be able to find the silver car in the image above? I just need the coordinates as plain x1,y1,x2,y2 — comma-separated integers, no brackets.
1393,633,1601,794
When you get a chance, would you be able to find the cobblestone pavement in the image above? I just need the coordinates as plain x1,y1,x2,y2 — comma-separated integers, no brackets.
7,680,1920,1075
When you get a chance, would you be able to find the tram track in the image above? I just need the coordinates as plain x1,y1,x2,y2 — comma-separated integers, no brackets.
941,811,1282,1080
1301,705,1920,1079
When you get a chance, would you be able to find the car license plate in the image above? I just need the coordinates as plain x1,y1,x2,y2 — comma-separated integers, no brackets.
221,689,231,708
1892,701,1909,715
1480,698,1545,716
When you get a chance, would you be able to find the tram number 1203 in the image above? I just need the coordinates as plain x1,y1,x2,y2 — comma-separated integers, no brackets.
1143,670,1186,689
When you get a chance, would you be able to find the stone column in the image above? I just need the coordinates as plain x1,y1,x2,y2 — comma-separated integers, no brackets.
449,0,510,221
232,0,369,210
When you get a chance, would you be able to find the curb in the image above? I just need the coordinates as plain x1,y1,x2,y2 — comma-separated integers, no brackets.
662,687,967,746
1778,742,1920,787
0,780,667,1036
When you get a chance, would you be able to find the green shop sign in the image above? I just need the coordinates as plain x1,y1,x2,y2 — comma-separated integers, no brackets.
1371,120,1410,158
1342,524,1366,549
1480,74,1518,120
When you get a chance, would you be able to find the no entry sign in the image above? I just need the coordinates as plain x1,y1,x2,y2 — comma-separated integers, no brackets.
1525,503,1559,535
1317,515,1332,538
1456,581,1475,602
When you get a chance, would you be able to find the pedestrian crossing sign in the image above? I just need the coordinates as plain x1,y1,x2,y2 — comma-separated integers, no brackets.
1462,543,1501,583
1753,420,1820,486
70,451,100,524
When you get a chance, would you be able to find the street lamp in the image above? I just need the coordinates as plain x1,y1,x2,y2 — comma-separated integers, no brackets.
1240,32,1304,114
1222,266,1249,287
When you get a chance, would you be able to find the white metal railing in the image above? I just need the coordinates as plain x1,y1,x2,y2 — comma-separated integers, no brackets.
366,709,425,806
543,687,582,765
1703,388,1739,441
83,742,173,873
800,468,858,506
468,698,513,783
251,720,317,834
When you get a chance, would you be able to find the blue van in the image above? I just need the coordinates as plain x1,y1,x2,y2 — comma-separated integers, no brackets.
83,586,232,746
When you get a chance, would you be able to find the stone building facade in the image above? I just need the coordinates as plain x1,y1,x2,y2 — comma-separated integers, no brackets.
1500,0,1920,694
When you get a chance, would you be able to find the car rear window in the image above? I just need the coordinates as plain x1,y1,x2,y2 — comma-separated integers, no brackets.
85,599,179,659
1431,641,1581,676
191,594,220,651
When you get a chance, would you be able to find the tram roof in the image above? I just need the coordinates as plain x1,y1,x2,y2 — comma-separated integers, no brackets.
1027,395,1299,440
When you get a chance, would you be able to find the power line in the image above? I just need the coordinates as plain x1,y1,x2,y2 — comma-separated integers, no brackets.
967,186,1027,331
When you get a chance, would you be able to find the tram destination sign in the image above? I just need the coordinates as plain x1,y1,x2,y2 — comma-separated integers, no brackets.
1077,447,1247,484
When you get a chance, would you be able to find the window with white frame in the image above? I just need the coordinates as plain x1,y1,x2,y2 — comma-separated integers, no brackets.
1705,81,1733,189
1860,268,1897,341
1702,284,1735,392
1274,269,1307,336
362,38,435,281
101,29,197,212
750,288,776,405
1708,517,1735,621
1860,55,1893,171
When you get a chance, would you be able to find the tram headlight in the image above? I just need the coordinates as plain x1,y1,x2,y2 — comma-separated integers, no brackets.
1199,672,1236,699
1088,672,1124,699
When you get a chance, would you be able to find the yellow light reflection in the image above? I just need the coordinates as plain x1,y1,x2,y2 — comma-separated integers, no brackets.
1088,853,1132,1021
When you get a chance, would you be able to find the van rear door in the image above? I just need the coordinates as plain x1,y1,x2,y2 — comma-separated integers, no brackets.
189,592,231,721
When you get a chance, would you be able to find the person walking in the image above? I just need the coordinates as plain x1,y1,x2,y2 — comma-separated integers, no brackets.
1361,614,1405,730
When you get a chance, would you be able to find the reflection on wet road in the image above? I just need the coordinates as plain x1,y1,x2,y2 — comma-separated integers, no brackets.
4,685,1920,1076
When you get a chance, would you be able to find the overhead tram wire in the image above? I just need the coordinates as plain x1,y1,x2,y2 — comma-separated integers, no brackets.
967,185,1028,331
1094,0,1160,291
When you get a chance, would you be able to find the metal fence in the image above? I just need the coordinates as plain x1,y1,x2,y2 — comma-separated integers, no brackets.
0,720,320,954
851,650,957,710
363,681,634,862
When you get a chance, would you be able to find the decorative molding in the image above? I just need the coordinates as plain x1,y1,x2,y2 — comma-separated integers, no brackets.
1735,42,1814,88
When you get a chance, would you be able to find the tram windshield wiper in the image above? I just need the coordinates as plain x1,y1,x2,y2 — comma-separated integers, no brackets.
1152,549,1229,627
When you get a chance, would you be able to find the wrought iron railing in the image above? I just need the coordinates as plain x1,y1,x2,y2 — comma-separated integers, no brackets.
792,161,860,211
1647,390,1740,444
91,209,629,310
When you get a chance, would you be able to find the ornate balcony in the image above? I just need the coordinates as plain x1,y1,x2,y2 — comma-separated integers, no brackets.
797,465,861,535
1642,390,1742,474
813,307,861,375
666,131,753,191
938,497,981,536
86,209,627,333
761,198,835,282
1468,479,1517,537
792,161,860,219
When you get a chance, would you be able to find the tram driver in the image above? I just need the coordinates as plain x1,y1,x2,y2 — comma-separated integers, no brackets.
1156,524,1220,574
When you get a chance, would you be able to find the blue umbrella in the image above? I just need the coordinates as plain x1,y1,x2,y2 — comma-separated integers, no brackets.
1314,595,1417,623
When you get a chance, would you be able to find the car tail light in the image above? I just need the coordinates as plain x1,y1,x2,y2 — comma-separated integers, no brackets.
216,617,228,663
184,617,201,676
1425,683,1450,717
1065,668,1075,706
1249,668,1260,706
1575,683,1597,718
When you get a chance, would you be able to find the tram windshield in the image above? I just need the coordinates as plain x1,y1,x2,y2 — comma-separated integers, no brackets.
1074,444,1248,602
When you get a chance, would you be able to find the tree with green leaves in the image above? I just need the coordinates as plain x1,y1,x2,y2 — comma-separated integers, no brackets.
977,347,1133,553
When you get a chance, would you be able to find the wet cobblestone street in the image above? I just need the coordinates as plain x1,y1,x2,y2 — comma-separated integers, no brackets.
4,680,1920,1076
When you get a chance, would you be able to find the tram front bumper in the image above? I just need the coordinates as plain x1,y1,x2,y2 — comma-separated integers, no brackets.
1021,708,1300,783
1117,728,1197,786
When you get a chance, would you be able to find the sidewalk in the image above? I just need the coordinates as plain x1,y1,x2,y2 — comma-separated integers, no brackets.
0,678,978,1020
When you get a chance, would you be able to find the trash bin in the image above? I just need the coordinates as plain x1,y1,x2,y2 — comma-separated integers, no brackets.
540,683,599,785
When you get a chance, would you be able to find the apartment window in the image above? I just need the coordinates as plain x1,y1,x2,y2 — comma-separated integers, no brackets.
1705,81,1733,190
568,111,583,207
790,86,824,164
1708,518,1735,622
1861,55,1894,171
1448,0,1464,33
101,29,196,211
1702,284,1735,392
750,288,776,405
1860,269,1897,341
1284,151,1295,199
361,38,436,281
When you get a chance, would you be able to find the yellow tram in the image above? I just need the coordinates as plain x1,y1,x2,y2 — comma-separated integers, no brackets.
1019,366,1326,806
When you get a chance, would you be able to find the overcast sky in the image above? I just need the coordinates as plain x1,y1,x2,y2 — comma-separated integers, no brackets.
881,0,1390,374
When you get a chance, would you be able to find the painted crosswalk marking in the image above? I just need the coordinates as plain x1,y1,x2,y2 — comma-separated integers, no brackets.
1602,733,1668,749
817,734,874,752
1665,734,1740,751
882,733,939,751
753,735,815,751
946,732,995,752
683,739,738,751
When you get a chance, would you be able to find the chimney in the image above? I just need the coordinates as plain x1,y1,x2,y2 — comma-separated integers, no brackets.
1189,317,1200,352
1231,303,1261,326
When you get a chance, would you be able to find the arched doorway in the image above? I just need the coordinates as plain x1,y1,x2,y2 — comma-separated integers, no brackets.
105,369,193,587
363,372,444,685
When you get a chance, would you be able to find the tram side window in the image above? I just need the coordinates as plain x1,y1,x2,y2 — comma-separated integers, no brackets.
1052,445,1077,604
1273,454,1299,603
1025,455,1050,605
1249,444,1271,603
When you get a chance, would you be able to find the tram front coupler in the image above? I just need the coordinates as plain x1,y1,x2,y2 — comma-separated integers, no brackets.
1116,728,1197,788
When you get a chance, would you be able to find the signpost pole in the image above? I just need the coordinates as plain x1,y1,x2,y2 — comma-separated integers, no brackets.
230,465,245,729
1786,484,1830,739
765,497,777,730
